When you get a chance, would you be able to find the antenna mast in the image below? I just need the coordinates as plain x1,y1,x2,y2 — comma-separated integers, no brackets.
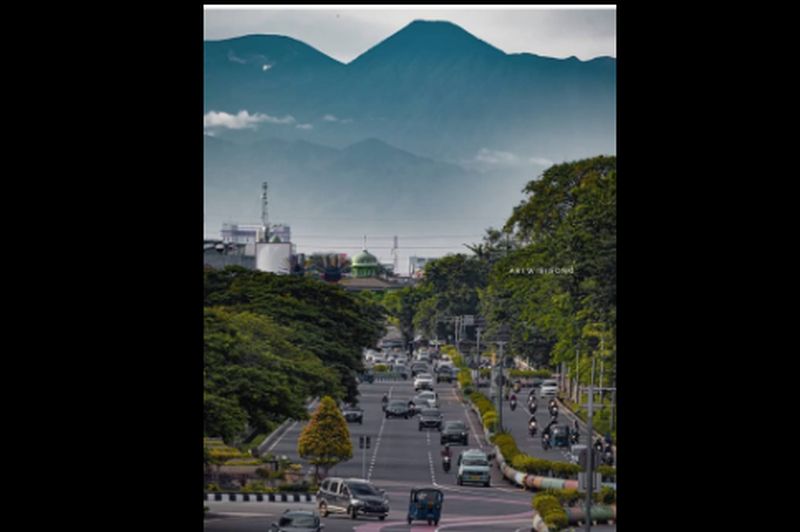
261,182,269,242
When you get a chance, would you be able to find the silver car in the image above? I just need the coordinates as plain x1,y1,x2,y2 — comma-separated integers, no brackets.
539,379,558,398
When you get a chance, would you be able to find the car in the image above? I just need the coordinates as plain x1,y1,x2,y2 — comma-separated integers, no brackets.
317,477,389,520
539,379,559,398
418,408,443,431
411,363,429,377
393,364,410,380
269,509,324,531
414,390,438,409
440,420,469,445
414,373,434,391
456,449,491,487
435,366,454,383
342,404,364,424
385,400,413,419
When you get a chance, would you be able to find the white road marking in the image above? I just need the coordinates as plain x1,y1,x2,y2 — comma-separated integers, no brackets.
367,386,392,481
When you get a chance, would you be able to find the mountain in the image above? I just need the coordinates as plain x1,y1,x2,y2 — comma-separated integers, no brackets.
204,34,345,117
203,20,615,252
204,20,615,163
204,135,526,238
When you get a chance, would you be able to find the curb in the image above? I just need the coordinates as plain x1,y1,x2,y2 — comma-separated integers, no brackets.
257,397,320,456
204,492,317,503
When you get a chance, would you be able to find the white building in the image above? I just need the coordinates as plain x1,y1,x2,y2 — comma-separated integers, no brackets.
409,256,433,277
221,223,291,256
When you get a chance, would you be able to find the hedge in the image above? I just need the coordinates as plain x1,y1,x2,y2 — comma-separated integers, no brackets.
373,364,389,373
508,369,552,379
491,432,522,463
511,455,581,479
458,368,473,388
533,494,569,530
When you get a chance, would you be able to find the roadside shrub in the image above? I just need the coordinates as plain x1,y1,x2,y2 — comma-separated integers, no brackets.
462,384,474,396
541,488,582,506
544,510,568,530
597,465,616,481
596,486,616,505
482,411,497,432
373,364,389,373
458,369,472,388
206,482,221,492
242,481,268,493
491,432,521,463
550,461,581,479
533,494,568,530
225,458,261,466
278,481,314,492
511,455,549,476
533,493,561,515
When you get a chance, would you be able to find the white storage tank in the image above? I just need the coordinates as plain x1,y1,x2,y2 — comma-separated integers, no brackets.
255,242,292,273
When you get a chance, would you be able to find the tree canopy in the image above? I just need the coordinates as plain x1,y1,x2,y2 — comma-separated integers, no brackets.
297,396,353,480
203,268,386,443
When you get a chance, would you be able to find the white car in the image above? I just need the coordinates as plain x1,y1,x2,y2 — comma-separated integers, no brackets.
414,390,438,408
457,449,491,487
414,373,434,391
539,379,559,398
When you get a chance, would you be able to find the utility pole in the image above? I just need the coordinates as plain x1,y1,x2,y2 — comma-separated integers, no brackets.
495,341,507,432
261,182,270,242
476,327,482,368
584,356,596,532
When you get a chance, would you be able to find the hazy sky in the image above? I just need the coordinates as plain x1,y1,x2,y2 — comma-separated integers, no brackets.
204,5,616,63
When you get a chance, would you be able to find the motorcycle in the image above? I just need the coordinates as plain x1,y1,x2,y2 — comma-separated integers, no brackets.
569,431,579,445
603,447,614,466
528,403,537,415
594,439,604,454
549,407,558,419
443,455,451,472
509,399,517,411
542,433,551,451
528,420,537,436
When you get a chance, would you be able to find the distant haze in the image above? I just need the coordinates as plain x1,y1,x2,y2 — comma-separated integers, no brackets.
204,9,616,274
204,7,616,64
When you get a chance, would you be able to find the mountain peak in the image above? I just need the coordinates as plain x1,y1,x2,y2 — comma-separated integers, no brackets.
350,19,504,67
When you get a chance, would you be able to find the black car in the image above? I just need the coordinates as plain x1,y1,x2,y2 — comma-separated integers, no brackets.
269,509,324,531
418,408,443,431
385,400,412,419
440,420,469,445
411,363,429,377
435,366,454,383
342,404,364,424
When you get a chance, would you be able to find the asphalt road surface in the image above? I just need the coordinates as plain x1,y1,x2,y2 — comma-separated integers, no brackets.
205,362,615,531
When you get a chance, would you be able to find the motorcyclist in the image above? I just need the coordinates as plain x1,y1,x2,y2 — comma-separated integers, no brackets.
594,437,604,453
441,444,452,460
603,443,614,466
382,393,389,407
528,416,538,435
408,399,416,414
541,430,551,450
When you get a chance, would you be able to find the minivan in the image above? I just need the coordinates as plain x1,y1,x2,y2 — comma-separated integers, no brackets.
317,477,389,520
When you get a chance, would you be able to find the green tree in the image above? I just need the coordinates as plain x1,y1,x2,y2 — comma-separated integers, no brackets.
204,393,248,445
412,254,488,339
297,396,353,481
204,269,386,402
482,156,616,373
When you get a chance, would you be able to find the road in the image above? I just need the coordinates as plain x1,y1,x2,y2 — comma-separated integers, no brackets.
205,366,615,531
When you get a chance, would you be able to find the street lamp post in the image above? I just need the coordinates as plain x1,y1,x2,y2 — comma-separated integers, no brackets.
584,356,596,532
495,341,507,432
